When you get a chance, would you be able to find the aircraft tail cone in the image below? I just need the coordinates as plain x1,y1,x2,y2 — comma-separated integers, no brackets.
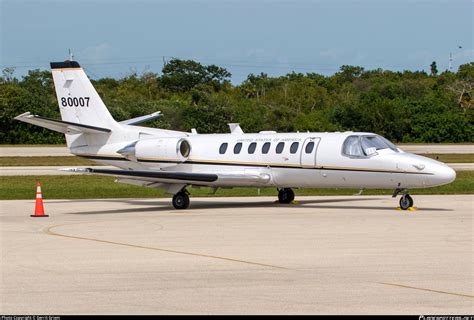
31,181,49,217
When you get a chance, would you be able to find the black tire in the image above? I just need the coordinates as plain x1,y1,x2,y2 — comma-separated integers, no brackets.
399,194,414,210
278,188,295,204
172,192,190,210
286,188,295,202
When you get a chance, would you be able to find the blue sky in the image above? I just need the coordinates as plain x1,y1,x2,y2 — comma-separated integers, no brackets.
1,0,472,83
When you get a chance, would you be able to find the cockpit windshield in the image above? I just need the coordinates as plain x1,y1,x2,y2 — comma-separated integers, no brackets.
342,135,399,157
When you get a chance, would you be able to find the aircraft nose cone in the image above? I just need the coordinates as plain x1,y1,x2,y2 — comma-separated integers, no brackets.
433,164,456,185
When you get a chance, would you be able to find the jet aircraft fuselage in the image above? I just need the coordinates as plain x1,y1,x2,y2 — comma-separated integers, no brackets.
15,61,456,209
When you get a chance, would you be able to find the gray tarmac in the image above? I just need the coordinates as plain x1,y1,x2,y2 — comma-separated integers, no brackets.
0,195,472,314
0,146,72,157
1,144,474,157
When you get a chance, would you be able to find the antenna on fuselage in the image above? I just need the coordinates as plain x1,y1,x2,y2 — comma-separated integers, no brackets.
448,52,452,71
68,49,74,61
228,123,244,134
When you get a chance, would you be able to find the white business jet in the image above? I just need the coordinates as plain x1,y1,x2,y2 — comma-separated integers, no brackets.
15,61,456,209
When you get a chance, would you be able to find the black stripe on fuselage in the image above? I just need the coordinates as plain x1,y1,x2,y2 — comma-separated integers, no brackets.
76,155,434,175
78,155,128,161
88,168,218,182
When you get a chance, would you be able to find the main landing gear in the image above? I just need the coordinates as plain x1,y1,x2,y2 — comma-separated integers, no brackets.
393,188,414,210
278,188,295,204
172,190,190,210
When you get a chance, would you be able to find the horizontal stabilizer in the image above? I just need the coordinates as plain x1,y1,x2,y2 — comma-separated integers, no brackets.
14,112,111,134
119,111,161,126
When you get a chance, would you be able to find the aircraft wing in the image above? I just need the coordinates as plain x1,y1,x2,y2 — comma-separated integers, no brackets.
14,112,111,134
62,167,271,186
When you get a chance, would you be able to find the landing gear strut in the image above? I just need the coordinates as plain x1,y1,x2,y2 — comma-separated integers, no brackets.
278,188,295,204
172,190,190,210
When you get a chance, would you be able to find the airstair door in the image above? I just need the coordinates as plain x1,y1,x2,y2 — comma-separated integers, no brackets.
300,137,320,167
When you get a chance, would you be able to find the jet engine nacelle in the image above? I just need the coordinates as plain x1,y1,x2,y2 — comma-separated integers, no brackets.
118,137,191,163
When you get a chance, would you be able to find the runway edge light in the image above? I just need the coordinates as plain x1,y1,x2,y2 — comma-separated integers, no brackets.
31,181,49,218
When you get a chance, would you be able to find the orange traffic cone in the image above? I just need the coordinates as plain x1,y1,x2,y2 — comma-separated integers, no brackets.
31,181,48,217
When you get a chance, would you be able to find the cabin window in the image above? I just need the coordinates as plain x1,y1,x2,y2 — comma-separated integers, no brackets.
342,136,364,157
262,142,271,154
290,142,299,154
276,142,285,154
305,142,315,154
219,143,228,154
248,142,257,154
234,142,243,154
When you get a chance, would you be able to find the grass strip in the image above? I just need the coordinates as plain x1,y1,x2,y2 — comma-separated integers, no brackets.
0,156,96,166
0,144,67,147
417,153,473,163
1,171,472,200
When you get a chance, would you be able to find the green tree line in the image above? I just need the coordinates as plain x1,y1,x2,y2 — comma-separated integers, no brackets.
1,60,472,144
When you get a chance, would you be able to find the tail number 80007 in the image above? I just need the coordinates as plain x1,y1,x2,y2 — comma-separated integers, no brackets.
61,97,90,107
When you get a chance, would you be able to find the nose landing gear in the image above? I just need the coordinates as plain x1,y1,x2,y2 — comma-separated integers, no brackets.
393,188,414,210
399,194,414,210
278,188,295,204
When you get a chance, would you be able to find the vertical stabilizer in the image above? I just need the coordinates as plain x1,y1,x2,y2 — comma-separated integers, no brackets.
50,61,119,129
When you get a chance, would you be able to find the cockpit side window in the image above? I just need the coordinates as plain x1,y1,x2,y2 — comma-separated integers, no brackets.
361,136,399,155
361,136,386,151
342,136,364,157
343,135,399,157
379,136,399,152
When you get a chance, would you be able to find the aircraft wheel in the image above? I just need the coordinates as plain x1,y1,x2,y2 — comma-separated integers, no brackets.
399,194,413,210
278,188,295,204
172,191,190,210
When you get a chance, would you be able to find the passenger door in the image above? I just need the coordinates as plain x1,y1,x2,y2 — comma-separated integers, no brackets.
300,137,320,167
